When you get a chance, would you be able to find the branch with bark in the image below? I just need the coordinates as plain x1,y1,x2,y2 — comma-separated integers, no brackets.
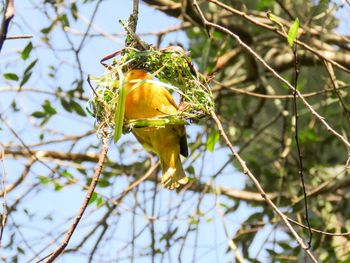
0,0,15,53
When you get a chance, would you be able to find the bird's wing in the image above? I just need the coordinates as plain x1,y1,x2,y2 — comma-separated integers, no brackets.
158,85,178,110
179,132,189,157
158,85,189,158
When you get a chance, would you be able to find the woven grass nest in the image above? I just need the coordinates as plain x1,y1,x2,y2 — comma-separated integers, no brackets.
87,46,215,140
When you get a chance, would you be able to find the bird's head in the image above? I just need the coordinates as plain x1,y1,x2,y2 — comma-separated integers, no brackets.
125,69,152,82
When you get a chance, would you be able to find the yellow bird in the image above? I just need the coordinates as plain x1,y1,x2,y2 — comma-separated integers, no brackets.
124,69,189,189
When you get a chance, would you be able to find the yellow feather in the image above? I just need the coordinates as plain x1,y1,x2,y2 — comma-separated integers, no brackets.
124,69,188,189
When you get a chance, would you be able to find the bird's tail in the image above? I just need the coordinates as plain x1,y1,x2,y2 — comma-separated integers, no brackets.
161,156,188,190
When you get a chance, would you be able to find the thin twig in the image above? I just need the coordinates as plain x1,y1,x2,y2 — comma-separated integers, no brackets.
41,133,109,262
291,40,312,248
5,34,32,40
9,214,38,256
324,61,350,130
0,0,15,53
288,217,350,237
76,0,101,52
209,109,318,263
124,0,150,50
216,191,245,263
0,114,58,175
0,145,7,247
114,162,159,205
212,80,350,99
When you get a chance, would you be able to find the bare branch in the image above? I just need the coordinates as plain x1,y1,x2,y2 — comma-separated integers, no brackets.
42,133,109,262
0,0,15,53
0,145,8,247
5,34,32,40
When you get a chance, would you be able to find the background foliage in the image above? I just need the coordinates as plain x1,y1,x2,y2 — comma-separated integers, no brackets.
1,0,350,262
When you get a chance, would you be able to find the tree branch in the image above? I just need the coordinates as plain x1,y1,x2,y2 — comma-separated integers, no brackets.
4,146,281,203
0,0,15,53
41,134,109,262
0,145,8,247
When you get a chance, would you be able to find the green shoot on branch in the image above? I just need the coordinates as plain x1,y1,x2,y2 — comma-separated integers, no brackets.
288,18,300,48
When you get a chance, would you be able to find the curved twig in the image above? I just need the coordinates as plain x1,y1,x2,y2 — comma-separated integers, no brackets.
288,217,350,237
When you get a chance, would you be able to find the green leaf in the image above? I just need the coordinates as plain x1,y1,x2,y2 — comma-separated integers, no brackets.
186,165,195,175
86,104,95,117
24,59,38,75
53,181,63,191
32,111,46,118
159,228,178,242
266,12,278,23
39,117,50,126
70,3,78,20
339,254,350,263
88,192,98,205
41,24,54,34
3,73,19,81
60,98,73,112
287,18,300,47
21,42,33,60
59,14,70,28
98,179,111,188
114,80,126,143
62,170,74,179
206,130,220,152
70,100,86,116
278,241,293,250
96,196,103,206
42,100,57,115
19,72,32,88
257,0,274,10
188,218,199,225
41,18,58,34
17,247,25,254
39,176,50,185
299,128,317,143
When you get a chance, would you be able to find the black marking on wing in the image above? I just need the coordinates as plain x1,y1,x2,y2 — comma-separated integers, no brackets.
179,134,189,157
